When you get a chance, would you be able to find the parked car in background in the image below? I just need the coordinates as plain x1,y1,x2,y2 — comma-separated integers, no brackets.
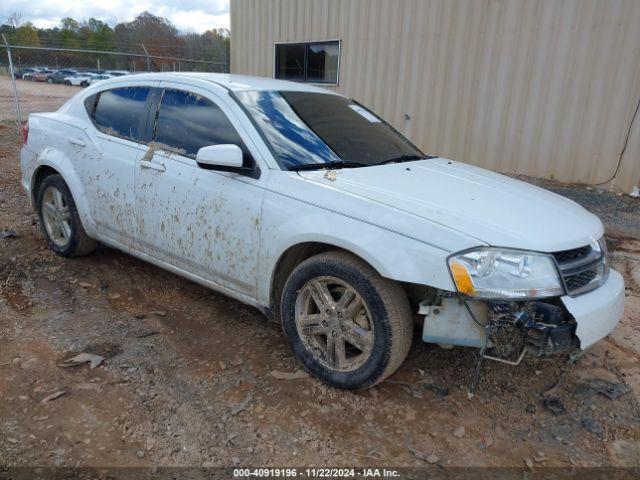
87,74,113,85
64,73,96,87
33,69,55,82
47,69,78,84
14,68,38,80
106,70,130,77
19,73,625,390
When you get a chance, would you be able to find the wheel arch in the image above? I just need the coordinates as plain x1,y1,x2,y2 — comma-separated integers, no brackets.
30,155,97,238
31,165,59,206
269,242,345,320
267,238,423,322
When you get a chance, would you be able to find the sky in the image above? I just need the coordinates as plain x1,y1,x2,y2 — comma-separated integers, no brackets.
2,0,231,33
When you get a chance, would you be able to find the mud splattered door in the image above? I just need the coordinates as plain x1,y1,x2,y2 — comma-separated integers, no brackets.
134,87,265,298
80,86,155,244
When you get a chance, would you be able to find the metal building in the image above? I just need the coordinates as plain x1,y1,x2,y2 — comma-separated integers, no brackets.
231,0,640,193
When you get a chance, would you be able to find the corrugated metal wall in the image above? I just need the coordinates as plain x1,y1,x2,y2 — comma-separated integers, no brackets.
231,0,640,192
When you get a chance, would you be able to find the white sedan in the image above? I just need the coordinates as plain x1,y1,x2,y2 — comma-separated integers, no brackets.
63,73,95,87
20,73,624,389
87,74,113,85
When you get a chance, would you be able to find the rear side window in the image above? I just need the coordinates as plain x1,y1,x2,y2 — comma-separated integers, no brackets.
84,94,97,117
91,87,151,142
154,89,251,163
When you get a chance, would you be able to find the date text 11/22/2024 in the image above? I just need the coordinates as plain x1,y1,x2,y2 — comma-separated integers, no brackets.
233,468,401,477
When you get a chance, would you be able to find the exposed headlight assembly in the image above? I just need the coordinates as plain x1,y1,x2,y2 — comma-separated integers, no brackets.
448,248,564,299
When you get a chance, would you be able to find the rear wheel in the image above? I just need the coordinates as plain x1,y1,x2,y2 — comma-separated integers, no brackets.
64,80,71,86
36,175,97,257
281,251,413,389
47,77,53,83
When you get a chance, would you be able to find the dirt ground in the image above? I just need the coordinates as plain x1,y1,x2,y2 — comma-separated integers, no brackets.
1,84,640,476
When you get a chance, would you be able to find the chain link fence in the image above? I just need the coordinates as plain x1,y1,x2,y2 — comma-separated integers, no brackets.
0,39,228,124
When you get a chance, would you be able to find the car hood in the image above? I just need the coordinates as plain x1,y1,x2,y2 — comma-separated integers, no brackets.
297,158,603,252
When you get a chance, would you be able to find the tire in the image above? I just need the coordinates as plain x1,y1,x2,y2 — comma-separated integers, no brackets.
47,78,53,83
64,80,71,86
281,251,413,390
36,174,97,257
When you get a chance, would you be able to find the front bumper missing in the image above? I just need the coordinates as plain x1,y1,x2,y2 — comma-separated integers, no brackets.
421,268,625,360
486,300,579,361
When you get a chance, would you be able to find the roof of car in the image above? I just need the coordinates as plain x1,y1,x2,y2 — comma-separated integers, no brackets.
102,72,339,94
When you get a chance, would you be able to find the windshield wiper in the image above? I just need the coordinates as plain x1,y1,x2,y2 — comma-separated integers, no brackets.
288,160,370,171
380,154,436,165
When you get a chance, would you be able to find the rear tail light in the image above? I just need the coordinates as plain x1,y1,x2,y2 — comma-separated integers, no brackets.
22,121,29,144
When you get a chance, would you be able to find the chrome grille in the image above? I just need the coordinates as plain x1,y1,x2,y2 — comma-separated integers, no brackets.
552,240,608,296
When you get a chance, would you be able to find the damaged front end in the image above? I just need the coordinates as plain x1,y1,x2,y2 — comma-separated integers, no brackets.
420,295,580,365
484,300,579,363
420,240,621,365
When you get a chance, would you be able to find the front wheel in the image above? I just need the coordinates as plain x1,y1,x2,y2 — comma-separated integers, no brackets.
36,174,97,257
281,251,413,390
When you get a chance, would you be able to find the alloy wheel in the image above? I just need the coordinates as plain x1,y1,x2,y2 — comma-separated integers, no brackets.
294,276,374,372
41,186,72,247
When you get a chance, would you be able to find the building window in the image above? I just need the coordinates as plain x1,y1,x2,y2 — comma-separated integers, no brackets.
275,41,339,84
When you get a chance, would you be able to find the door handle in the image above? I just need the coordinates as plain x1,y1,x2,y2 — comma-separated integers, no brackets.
140,160,166,172
68,137,86,147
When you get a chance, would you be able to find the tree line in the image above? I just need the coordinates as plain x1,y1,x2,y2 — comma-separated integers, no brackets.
1,12,229,72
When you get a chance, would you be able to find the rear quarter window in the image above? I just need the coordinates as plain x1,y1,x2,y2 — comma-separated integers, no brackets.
84,94,97,117
89,87,151,142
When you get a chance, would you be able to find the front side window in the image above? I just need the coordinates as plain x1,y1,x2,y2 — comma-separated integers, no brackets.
154,89,251,164
275,41,339,84
91,87,151,142
236,90,424,170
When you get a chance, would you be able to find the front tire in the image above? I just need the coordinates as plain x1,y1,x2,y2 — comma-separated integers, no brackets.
36,175,97,257
281,251,413,390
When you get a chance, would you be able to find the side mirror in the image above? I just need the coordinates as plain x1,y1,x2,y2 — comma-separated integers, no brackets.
196,144,244,169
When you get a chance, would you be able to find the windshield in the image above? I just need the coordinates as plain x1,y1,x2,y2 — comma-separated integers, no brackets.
235,90,425,169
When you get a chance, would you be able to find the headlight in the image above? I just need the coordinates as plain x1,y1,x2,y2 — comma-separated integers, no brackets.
448,248,563,299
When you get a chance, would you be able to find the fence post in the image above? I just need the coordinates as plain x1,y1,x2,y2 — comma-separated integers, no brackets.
141,44,151,72
2,34,22,124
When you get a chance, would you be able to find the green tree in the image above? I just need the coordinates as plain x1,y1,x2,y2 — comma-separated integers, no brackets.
84,18,115,51
14,22,40,46
1,12,229,71
60,17,81,48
